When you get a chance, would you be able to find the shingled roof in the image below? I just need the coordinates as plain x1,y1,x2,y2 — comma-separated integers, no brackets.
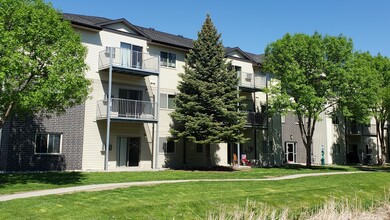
62,13,263,64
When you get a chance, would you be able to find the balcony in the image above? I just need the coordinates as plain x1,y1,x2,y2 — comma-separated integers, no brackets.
98,47,159,76
346,123,376,136
238,72,267,92
96,98,158,123
245,112,267,128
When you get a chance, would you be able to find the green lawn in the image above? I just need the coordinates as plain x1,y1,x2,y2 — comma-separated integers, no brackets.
0,165,358,195
0,172,389,219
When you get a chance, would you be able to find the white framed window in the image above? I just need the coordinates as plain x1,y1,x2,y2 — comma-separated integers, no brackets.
159,137,175,154
160,93,175,109
160,51,176,68
35,133,62,154
166,140,175,153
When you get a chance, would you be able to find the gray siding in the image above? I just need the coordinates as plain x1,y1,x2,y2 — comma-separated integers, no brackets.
281,113,306,163
1,104,85,171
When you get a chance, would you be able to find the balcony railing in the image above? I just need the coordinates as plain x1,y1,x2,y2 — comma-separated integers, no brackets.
98,47,159,75
238,72,267,90
245,112,267,127
346,123,376,136
97,98,157,122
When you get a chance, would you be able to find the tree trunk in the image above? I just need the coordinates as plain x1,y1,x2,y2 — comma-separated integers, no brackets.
305,139,312,167
380,122,386,166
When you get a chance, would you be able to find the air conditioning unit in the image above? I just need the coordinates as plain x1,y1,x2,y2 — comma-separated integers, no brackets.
105,47,116,57
245,73,253,80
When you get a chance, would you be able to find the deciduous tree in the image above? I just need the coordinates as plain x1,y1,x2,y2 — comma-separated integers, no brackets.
263,32,353,167
0,0,90,128
342,52,390,165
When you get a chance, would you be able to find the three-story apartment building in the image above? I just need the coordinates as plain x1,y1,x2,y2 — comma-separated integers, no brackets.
0,13,282,171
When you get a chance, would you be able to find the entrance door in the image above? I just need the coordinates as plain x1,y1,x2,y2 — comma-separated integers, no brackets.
120,43,143,69
347,144,359,163
117,137,141,167
285,142,296,163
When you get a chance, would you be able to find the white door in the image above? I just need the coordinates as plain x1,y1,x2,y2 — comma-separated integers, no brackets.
285,142,297,163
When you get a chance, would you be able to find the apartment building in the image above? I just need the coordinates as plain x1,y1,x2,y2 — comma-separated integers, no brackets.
0,13,282,171
281,112,384,165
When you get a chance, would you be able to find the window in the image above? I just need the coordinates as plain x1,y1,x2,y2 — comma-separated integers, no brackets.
166,140,175,154
160,93,175,109
333,144,341,155
160,51,176,68
196,144,203,153
35,133,62,154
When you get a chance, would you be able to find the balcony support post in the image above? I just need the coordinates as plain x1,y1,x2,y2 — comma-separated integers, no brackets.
236,71,241,167
104,47,114,171
153,61,161,169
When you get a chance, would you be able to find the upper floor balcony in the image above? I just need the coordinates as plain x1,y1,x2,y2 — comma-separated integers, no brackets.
238,72,267,92
96,98,158,123
346,123,376,136
98,47,160,77
245,112,267,128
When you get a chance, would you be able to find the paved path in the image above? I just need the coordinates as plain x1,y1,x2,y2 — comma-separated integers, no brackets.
0,171,365,202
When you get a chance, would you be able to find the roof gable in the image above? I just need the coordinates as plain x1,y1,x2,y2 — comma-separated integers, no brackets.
225,47,254,62
97,19,147,37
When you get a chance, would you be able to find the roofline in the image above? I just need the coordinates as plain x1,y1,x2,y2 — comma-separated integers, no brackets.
103,27,148,40
97,18,149,38
147,41,190,52
68,20,102,31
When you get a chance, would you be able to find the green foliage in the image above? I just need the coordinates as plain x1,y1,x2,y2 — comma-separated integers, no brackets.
341,52,390,164
0,0,90,127
0,172,388,219
263,32,353,166
170,15,246,144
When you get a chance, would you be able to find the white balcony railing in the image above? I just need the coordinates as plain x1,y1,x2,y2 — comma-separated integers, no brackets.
97,98,157,121
98,47,159,74
238,72,267,90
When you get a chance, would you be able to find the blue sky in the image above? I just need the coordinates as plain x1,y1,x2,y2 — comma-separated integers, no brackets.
46,0,390,56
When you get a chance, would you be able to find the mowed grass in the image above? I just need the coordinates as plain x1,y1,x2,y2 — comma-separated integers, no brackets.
0,172,389,219
0,165,358,195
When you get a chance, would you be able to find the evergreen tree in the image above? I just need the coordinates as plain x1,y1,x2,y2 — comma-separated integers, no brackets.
170,15,246,146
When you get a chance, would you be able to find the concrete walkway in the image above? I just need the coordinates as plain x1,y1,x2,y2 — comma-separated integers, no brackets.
0,171,365,202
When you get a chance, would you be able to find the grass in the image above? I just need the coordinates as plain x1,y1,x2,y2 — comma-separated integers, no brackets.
209,196,390,220
0,164,359,195
0,172,389,219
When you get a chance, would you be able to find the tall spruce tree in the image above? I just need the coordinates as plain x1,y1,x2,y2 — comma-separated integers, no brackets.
170,15,246,150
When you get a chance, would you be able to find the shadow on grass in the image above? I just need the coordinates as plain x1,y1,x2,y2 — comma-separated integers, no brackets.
276,164,351,171
354,165,390,172
170,166,236,172
0,172,86,188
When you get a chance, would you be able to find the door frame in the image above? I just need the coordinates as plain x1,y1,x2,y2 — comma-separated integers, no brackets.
285,142,297,163
116,136,142,167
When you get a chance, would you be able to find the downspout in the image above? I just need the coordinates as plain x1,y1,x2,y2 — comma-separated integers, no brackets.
104,47,113,171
